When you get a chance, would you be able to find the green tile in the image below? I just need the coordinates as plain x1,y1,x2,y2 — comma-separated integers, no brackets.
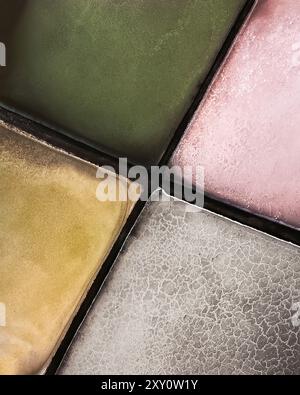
0,0,246,164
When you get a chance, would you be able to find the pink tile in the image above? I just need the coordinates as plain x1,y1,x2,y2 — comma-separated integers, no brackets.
171,0,300,229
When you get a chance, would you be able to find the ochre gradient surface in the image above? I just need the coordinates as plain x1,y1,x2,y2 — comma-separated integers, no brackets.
0,124,134,374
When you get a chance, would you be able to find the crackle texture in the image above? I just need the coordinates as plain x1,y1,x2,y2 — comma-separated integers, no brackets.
171,0,300,229
60,192,300,375
0,0,246,165
0,124,135,375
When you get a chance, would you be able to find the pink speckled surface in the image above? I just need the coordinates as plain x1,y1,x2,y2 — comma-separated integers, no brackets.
171,0,300,229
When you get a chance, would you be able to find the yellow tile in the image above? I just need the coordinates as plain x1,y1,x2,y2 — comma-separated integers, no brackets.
0,123,135,374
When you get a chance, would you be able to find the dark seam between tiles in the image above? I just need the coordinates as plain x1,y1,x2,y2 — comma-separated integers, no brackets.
158,0,257,168
0,106,135,173
45,197,148,375
165,181,300,248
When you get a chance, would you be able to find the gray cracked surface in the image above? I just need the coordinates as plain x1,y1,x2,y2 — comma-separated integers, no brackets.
60,192,300,375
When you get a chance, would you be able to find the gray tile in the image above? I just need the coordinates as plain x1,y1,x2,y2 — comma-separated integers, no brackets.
60,191,300,375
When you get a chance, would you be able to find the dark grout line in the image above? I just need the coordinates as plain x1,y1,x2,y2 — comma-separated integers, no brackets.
0,106,136,173
158,0,257,168
46,197,149,375
165,180,300,247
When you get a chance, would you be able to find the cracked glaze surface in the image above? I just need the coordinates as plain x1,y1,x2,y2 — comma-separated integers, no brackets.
60,192,300,375
171,0,300,228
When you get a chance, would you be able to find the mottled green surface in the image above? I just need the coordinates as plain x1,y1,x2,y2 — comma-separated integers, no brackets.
0,0,246,164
